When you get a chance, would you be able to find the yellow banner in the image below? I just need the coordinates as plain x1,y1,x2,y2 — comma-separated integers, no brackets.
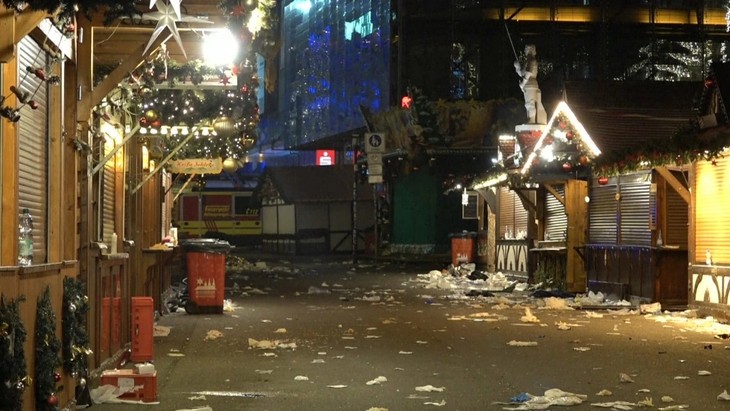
170,158,222,174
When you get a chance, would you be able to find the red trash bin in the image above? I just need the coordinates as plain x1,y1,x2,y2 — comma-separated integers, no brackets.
181,239,231,314
451,232,476,266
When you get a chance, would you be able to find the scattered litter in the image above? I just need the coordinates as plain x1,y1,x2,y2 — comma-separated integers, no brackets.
585,311,604,318
415,385,445,392
308,286,331,295
416,340,428,344
154,325,171,337
274,328,287,334
361,295,382,302
596,389,612,396
327,384,347,388
399,351,413,355
254,370,272,374
366,376,388,385
662,396,674,403
223,299,236,312
657,406,689,410
204,330,223,341
168,349,185,357
619,373,635,383
637,388,650,393
698,370,712,376
424,400,446,406
640,302,662,314
507,340,538,347
520,307,540,323
366,408,388,411
591,400,647,409
175,407,212,411
247,338,296,350
294,376,309,381
262,352,277,357
673,376,689,380
311,359,326,364
573,347,591,352
555,321,571,330
541,297,573,310
187,395,206,400
718,390,730,401
495,388,587,410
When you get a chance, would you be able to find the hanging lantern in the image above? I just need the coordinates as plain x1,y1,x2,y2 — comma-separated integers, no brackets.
222,157,239,172
598,176,609,185
213,115,236,138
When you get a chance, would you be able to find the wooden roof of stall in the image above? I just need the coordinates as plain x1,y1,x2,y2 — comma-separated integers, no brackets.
262,166,374,204
562,81,700,154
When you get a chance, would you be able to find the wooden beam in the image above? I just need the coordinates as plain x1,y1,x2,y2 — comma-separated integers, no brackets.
0,5,15,62
515,189,537,214
15,9,52,42
80,31,173,116
544,183,565,206
655,166,690,204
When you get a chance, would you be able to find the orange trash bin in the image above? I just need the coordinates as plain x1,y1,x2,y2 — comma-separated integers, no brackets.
451,232,476,266
181,239,231,314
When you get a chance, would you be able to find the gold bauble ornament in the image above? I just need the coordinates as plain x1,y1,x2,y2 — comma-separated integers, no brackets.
144,109,159,123
222,157,239,172
213,115,236,138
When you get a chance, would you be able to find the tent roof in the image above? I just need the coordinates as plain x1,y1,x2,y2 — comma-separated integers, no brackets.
562,80,700,154
265,166,373,203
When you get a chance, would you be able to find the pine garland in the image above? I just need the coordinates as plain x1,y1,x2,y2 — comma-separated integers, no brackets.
1,0,139,24
62,277,91,379
35,286,62,411
0,294,28,411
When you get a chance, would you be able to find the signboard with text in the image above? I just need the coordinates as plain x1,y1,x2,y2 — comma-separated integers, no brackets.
170,158,223,174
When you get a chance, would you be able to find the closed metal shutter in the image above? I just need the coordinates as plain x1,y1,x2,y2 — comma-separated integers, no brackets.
619,172,651,246
17,36,49,263
665,171,688,247
695,153,730,263
589,179,617,244
498,187,528,238
101,132,116,245
545,184,567,240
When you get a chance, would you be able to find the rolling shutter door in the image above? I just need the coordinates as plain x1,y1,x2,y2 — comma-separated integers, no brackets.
102,134,116,245
695,153,730,264
498,187,514,238
17,36,48,263
619,173,651,246
665,174,688,248
589,179,617,244
545,184,567,240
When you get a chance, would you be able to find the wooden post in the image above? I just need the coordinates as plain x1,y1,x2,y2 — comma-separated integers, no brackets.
565,179,588,292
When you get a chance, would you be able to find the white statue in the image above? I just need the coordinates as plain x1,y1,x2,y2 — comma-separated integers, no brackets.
514,44,547,124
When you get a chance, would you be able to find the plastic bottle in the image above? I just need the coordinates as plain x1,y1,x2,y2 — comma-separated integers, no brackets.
18,208,33,266
111,232,118,254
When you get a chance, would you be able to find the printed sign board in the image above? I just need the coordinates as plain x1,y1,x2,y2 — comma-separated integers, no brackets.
170,158,223,174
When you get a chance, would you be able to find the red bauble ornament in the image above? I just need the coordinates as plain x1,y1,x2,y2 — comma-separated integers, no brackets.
598,177,609,185
48,393,58,406
705,77,715,88
562,162,572,172
139,117,148,127
231,65,241,76
29,100,39,110
65,23,76,34
53,372,61,382
565,131,574,141
151,119,162,128
579,155,589,166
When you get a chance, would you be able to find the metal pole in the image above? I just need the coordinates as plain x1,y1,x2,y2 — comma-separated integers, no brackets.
373,185,378,262
352,134,359,265
90,124,141,176
131,129,198,195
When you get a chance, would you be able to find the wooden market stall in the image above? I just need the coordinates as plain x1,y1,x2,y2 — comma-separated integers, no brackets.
260,165,375,255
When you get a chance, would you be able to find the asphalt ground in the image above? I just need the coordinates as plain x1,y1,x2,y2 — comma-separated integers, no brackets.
89,251,730,411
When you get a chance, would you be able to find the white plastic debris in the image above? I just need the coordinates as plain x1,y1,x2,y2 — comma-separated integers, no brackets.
520,307,540,323
497,388,587,410
698,370,712,376
204,330,223,341
294,375,309,381
307,286,331,294
718,390,730,401
595,389,612,396
507,340,538,347
640,302,662,314
415,385,445,392
366,376,388,385
541,297,573,310
327,384,347,388
424,400,446,406
673,376,689,380
619,373,635,383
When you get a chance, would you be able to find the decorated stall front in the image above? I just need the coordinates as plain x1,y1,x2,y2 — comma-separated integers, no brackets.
571,81,697,304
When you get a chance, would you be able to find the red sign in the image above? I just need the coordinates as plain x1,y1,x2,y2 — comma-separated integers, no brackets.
316,150,336,166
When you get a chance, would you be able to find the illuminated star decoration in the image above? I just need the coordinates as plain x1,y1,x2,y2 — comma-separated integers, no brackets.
150,0,182,19
142,0,212,59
